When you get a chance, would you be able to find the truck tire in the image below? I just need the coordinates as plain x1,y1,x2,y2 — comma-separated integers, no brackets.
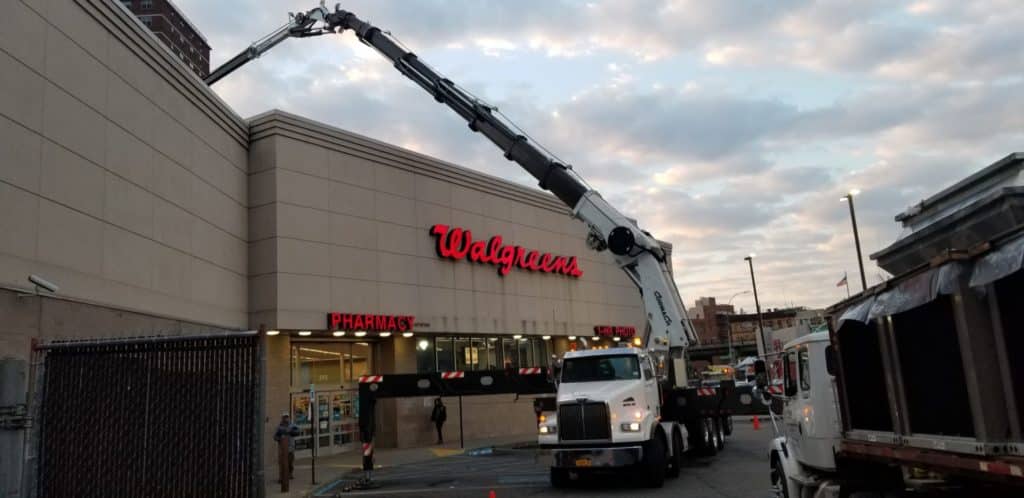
666,429,684,478
550,467,571,488
640,433,667,488
713,417,725,451
771,456,790,498
701,418,717,456
721,415,733,436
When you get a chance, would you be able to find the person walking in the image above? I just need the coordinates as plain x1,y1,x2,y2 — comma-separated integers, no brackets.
274,412,300,485
430,398,447,444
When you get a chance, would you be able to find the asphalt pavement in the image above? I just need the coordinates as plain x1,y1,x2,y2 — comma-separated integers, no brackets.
312,419,776,498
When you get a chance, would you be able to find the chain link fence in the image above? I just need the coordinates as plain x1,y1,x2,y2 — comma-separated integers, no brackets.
36,334,261,498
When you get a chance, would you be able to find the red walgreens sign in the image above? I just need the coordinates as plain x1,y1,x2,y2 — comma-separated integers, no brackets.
429,224,583,278
328,313,415,332
593,325,637,338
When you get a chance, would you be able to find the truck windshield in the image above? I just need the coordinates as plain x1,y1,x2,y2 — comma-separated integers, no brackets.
561,355,640,383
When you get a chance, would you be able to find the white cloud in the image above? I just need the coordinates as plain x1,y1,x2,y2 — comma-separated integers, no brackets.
178,0,1024,310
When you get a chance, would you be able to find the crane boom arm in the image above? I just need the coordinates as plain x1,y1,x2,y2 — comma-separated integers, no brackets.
205,6,330,85
209,4,698,353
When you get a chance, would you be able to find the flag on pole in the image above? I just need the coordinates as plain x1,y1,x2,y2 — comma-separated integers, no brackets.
836,273,848,287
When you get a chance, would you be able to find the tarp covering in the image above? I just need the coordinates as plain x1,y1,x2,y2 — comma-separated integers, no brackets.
866,261,966,320
969,233,1024,288
837,295,876,326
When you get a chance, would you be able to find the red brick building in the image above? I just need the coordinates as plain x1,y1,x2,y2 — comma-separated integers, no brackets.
118,0,210,78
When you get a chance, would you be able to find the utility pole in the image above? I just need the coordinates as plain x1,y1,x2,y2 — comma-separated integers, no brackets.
744,255,768,360
841,190,868,292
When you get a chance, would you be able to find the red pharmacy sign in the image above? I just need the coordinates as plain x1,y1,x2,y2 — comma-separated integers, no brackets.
328,313,415,332
429,224,583,278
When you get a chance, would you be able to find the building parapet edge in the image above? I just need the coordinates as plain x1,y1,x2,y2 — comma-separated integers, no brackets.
248,109,574,215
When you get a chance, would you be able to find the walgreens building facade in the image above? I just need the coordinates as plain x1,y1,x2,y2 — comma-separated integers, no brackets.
0,0,650,479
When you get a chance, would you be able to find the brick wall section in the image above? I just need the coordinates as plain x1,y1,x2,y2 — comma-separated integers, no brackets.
118,0,211,78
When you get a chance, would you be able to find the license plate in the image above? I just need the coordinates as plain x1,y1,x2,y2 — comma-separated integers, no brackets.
574,458,592,467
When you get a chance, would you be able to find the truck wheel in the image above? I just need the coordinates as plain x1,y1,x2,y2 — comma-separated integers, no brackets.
722,416,733,436
701,418,717,456
640,434,667,488
550,467,571,488
666,430,683,478
772,457,790,498
713,417,725,451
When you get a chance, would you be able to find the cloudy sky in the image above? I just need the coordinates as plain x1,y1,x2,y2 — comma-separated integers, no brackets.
182,0,1023,313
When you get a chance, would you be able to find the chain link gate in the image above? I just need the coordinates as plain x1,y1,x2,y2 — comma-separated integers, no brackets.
34,333,262,498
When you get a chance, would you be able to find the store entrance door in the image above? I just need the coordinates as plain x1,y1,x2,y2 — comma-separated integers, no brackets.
290,387,360,458
289,339,375,457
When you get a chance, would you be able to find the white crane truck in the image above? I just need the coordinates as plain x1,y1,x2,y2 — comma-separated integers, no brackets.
208,2,739,489
760,153,1024,497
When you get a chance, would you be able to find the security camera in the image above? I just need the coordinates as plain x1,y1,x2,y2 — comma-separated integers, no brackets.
28,274,59,293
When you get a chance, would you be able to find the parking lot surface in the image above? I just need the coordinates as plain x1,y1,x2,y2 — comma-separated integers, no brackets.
314,420,775,497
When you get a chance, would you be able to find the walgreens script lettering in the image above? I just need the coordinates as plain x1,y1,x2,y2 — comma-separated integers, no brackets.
429,224,583,278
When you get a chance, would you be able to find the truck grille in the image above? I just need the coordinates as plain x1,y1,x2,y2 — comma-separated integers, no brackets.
558,402,610,441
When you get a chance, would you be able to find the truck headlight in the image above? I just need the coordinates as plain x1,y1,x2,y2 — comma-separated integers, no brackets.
620,422,641,432
539,425,557,435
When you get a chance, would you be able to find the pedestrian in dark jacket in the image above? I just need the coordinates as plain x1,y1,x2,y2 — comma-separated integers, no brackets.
430,398,447,444
274,412,300,481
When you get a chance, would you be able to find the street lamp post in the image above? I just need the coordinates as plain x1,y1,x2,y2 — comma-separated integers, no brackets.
841,190,868,292
724,290,751,363
743,255,768,360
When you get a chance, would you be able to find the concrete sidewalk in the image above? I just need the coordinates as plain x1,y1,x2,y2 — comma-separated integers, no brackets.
265,434,533,497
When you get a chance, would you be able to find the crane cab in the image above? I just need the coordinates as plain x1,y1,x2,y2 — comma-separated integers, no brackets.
775,331,841,472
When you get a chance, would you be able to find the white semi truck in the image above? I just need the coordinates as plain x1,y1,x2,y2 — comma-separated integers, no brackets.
537,346,735,488
207,2,739,489
761,153,1024,497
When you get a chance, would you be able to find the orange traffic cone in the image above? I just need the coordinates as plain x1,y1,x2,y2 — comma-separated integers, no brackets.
752,415,761,430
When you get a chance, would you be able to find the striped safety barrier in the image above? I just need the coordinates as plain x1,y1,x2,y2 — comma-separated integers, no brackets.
440,371,465,379
358,375,384,383
696,388,716,396
767,385,783,394
979,461,1023,477
362,441,374,472
518,367,544,375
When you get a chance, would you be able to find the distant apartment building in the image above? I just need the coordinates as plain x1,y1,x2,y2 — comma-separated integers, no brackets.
687,297,735,345
728,307,825,344
119,0,210,78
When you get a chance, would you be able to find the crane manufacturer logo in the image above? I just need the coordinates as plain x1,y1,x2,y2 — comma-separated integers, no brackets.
429,224,583,278
654,290,673,326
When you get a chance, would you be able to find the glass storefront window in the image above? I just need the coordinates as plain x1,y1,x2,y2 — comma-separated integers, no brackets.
534,338,549,367
292,344,345,388
502,338,518,369
416,337,435,372
291,342,376,390
518,338,533,367
472,338,489,370
486,338,499,370
454,338,472,371
351,342,372,379
436,337,454,372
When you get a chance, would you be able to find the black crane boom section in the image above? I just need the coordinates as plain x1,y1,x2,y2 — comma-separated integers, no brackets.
325,10,589,209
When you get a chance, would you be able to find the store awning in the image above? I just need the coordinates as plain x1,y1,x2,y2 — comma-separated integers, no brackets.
969,232,1024,288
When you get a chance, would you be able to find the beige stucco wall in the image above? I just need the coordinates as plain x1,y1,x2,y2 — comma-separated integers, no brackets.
0,0,249,333
247,110,644,337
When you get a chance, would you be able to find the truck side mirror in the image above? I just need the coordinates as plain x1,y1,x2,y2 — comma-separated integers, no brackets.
825,345,836,376
753,359,767,389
